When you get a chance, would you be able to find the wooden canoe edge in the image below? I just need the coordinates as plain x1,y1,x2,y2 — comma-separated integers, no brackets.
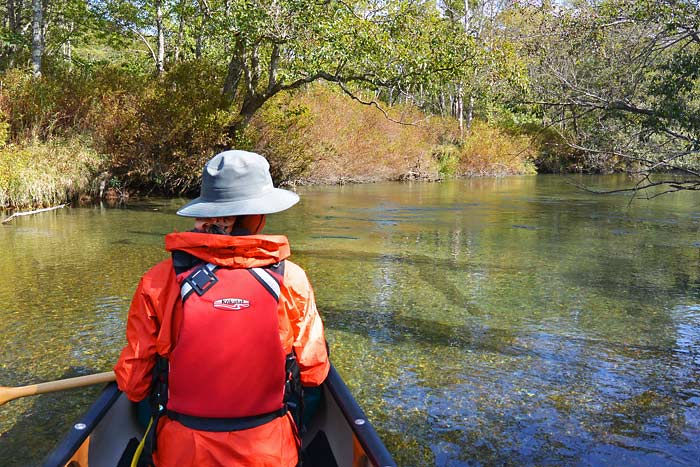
64,436,89,467
43,383,121,467
325,365,396,467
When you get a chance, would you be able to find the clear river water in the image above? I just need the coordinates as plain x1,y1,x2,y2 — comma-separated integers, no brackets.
1,175,699,466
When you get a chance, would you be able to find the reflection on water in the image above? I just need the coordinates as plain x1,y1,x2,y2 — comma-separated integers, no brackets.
1,175,700,466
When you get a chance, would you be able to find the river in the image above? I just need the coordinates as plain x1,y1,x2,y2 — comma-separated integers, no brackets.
1,175,699,466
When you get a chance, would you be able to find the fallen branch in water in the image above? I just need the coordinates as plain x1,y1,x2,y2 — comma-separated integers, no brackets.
1,204,68,224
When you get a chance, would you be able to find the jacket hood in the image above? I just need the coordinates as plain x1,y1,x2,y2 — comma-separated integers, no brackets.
165,231,291,268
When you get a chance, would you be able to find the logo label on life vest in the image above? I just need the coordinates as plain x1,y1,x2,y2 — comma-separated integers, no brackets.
213,298,250,311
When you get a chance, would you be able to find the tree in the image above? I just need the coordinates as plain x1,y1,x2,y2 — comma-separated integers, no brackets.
30,0,42,75
207,0,479,136
520,0,700,194
439,0,527,137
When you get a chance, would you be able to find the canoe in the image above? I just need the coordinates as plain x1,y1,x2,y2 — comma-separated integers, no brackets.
43,365,395,467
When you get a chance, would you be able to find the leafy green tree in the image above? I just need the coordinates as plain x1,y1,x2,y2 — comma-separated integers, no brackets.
520,0,700,192
209,0,480,137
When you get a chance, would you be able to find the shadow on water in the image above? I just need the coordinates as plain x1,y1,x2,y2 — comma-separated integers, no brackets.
296,248,534,318
322,304,524,356
566,257,700,305
294,248,534,275
326,304,700,466
322,304,691,365
0,367,106,467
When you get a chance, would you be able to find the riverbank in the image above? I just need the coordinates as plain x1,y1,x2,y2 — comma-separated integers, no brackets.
0,138,102,209
0,65,542,209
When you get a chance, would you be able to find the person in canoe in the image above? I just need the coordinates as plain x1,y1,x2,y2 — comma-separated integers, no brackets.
114,150,330,467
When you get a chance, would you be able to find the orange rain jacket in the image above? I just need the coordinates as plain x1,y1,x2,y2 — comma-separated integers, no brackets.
114,231,330,467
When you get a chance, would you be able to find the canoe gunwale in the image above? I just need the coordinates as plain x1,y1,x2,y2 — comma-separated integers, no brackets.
41,382,121,467
325,365,396,467
42,365,396,467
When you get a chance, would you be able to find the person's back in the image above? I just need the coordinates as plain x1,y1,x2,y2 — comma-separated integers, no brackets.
114,150,330,466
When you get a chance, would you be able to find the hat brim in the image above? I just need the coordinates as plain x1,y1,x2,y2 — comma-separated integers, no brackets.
176,188,299,217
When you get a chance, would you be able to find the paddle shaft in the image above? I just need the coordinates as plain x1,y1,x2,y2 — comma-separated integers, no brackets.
0,371,116,406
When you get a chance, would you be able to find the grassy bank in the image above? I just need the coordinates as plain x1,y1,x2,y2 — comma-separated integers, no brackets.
0,64,538,209
0,139,103,209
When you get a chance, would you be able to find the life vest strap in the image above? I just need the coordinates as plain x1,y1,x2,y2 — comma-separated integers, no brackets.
180,262,219,301
166,406,288,432
176,252,285,304
248,267,282,301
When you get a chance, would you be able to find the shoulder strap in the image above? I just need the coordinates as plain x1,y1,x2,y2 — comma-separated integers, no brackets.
247,260,286,302
174,256,286,303
173,250,220,302
180,262,219,302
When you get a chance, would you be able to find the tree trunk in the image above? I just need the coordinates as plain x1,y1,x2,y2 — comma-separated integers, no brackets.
175,7,184,62
223,104,258,147
196,30,203,58
64,21,73,70
15,0,24,32
463,0,471,32
31,0,42,77
457,83,464,139
65,38,72,67
5,0,17,66
224,88,269,144
224,0,231,54
561,107,566,130
156,0,165,73
8,0,16,31
223,44,243,101
195,12,206,59
466,94,474,132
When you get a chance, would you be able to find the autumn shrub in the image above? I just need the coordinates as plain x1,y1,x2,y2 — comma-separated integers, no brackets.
241,92,316,183
244,85,541,183
457,121,537,176
0,64,540,207
0,138,104,208
90,60,233,193
0,110,8,147
496,112,586,173
0,67,97,140
246,85,440,183
304,87,439,182
433,144,460,177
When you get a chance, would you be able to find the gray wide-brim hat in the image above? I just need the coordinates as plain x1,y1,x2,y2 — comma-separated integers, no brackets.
177,150,299,217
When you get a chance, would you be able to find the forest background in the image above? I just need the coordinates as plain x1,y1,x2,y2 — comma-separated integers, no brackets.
0,0,698,208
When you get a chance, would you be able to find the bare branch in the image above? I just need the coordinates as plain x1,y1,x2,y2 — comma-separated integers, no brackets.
566,177,700,197
196,0,211,15
335,81,423,126
660,127,699,145
564,140,700,178
129,27,157,64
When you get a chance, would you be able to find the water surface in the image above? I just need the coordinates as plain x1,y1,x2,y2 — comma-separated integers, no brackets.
1,175,699,466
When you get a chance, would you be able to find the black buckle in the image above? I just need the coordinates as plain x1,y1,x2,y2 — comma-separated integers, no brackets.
187,266,218,296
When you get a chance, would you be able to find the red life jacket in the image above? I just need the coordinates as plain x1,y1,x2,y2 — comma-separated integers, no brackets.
166,261,287,420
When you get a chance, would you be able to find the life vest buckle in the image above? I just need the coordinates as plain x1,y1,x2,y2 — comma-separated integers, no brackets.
186,265,219,296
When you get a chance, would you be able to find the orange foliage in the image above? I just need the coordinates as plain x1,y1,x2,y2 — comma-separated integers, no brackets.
247,85,440,183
